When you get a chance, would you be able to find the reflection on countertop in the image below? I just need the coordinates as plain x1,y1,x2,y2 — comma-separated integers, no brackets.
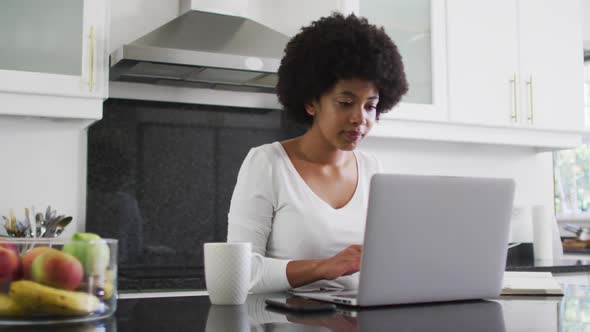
117,293,509,332
9,285,590,332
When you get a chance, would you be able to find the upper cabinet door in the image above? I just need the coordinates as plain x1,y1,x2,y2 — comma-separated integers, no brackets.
0,0,109,99
446,0,584,132
518,0,585,132
446,0,519,127
360,0,448,122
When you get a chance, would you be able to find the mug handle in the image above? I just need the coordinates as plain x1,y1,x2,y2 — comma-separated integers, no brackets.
249,253,265,291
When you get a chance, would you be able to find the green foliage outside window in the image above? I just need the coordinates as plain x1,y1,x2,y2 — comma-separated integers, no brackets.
555,62,590,216
554,145,590,214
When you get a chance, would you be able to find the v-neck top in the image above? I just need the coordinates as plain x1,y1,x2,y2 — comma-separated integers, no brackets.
276,142,361,211
227,142,382,293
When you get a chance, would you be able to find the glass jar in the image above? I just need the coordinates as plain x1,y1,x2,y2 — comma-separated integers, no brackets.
0,237,117,325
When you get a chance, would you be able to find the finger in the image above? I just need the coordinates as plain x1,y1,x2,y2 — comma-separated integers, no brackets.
348,244,363,252
337,255,361,263
343,252,363,260
341,259,361,272
337,253,359,261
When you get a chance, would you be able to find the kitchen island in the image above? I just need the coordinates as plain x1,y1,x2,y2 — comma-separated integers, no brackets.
2,286,589,331
12,253,582,331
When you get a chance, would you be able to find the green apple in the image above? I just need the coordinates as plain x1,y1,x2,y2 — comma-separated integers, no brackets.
62,232,110,276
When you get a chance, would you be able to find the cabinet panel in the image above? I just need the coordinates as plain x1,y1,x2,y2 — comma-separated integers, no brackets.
361,0,448,122
446,0,519,126
361,0,432,105
518,0,585,131
0,0,83,76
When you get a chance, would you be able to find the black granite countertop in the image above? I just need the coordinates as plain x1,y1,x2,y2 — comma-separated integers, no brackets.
503,242,590,273
506,258,590,273
3,286,590,331
118,267,203,291
565,248,590,254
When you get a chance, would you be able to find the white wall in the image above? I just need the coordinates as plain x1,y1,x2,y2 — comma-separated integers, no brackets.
584,0,590,48
0,0,177,238
248,0,347,36
188,0,355,37
0,118,88,238
110,0,180,54
0,116,556,242
100,0,557,244
110,0,350,45
359,136,555,243
109,1,590,51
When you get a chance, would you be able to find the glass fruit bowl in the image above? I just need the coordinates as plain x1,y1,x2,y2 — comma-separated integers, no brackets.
0,235,117,325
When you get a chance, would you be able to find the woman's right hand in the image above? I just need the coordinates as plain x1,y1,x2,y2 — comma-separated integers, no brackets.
286,244,363,288
316,245,363,280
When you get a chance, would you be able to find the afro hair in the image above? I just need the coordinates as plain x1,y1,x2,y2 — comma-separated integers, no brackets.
276,13,409,126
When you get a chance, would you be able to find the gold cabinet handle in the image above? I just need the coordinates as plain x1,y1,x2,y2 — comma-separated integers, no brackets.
509,73,518,123
526,75,534,124
88,26,95,92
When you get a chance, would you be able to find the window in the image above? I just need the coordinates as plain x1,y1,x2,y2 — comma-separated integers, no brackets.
554,61,590,217
586,62,590,127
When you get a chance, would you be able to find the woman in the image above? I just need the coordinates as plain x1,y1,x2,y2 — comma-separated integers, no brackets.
227,13,408,293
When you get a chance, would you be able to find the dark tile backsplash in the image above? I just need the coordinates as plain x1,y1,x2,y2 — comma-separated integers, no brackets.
86,99,305,289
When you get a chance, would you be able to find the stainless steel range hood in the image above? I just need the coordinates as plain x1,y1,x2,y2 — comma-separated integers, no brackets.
110,10,290,93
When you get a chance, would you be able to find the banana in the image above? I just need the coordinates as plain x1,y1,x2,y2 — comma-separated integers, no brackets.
0,293,25,317
9,280,101,316
103,282,114,300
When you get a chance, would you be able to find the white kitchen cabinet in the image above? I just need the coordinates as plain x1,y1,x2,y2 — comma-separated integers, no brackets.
518,0,585,131
359,0,448,122
446,0,585,132
446,0,519,127
0,0,109,101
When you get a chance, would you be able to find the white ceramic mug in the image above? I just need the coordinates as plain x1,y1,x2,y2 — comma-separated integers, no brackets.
204,242,252,305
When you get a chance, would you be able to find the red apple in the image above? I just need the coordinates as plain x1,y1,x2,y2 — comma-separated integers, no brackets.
21,246,52,279
0,239,18,255
0,246,20,288
31,248,83,290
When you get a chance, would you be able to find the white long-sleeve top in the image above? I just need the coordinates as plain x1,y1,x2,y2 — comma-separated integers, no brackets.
227,142,381,293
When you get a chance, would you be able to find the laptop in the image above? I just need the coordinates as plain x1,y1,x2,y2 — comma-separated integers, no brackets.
295,173,515,307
